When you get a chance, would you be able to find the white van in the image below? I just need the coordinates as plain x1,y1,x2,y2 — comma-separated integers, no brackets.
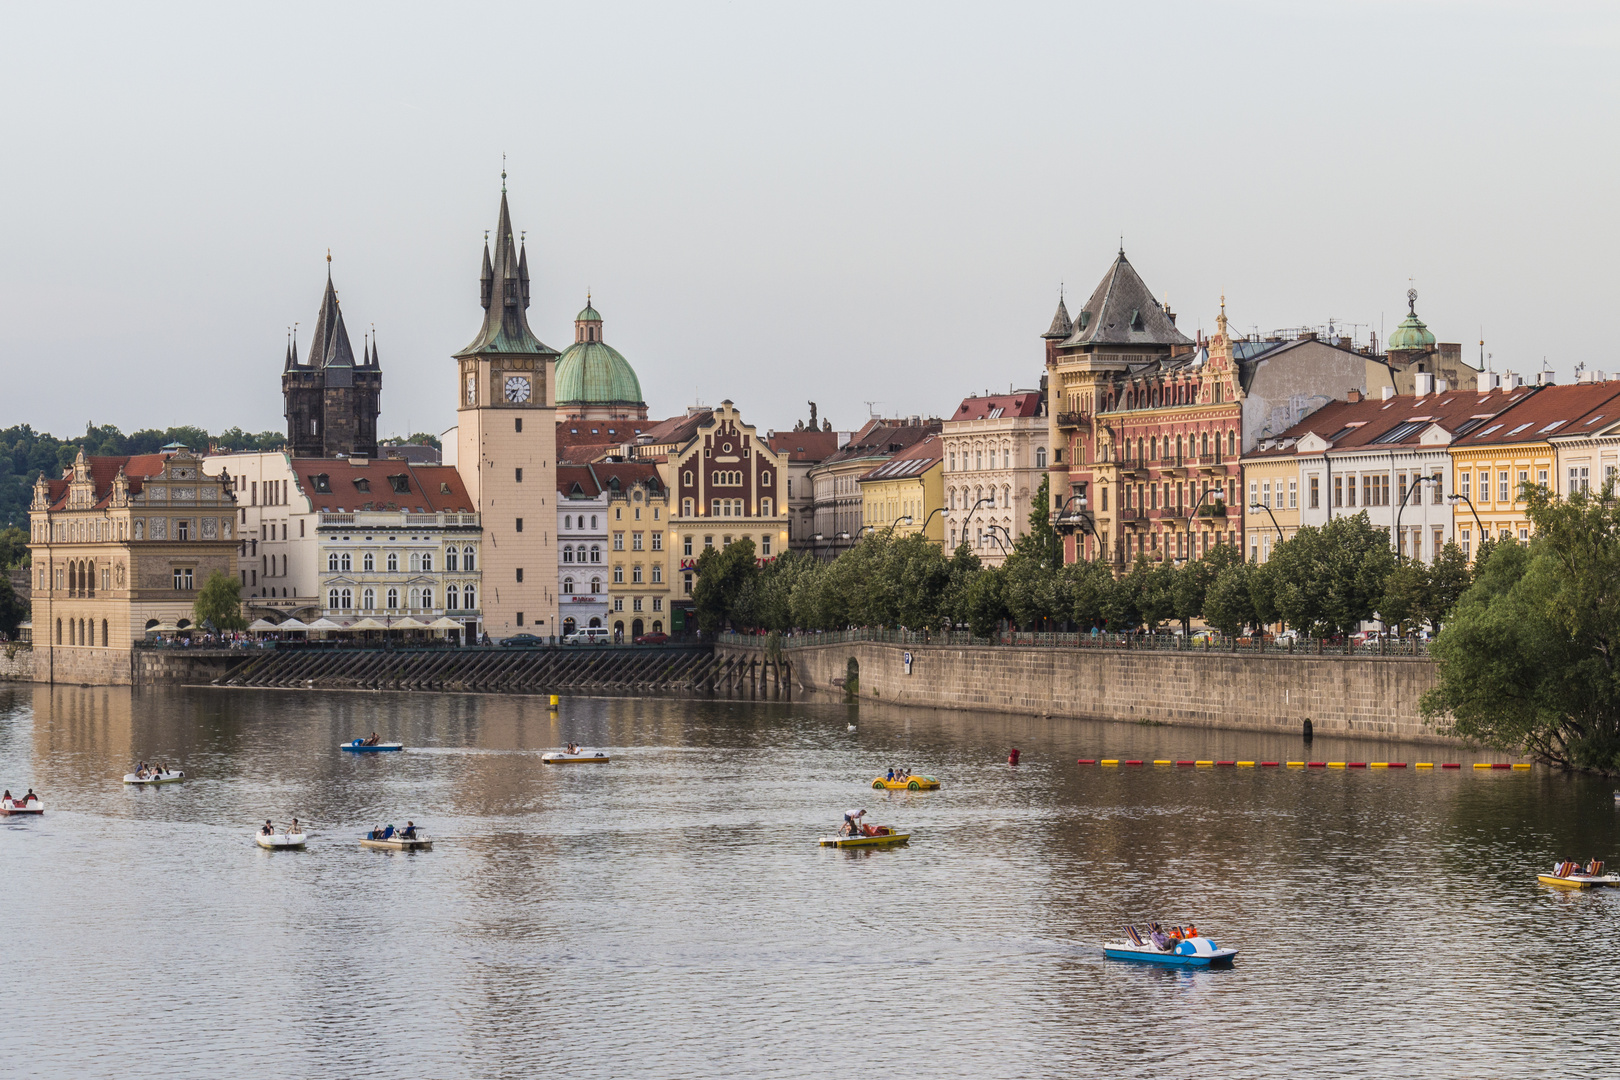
565,628,611,645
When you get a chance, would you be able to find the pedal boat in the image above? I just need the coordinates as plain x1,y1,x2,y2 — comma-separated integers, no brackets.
1538,872,1620,889
256,832,306,849
541,750,611,764
819,829,909,848
0,796,43,815
124,770,184,785
340,740,404,752
360,834,431,851
1103,930,1237,968
871,775,940,791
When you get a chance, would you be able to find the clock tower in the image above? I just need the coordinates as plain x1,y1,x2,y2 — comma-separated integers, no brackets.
454,182,560,641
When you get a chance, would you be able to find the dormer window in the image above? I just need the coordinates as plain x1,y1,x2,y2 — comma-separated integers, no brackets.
311,474,331,494
353,478,371,493
440,482,452,494
1130,309,1145,332
1079,311,1091,330
388,474,411,494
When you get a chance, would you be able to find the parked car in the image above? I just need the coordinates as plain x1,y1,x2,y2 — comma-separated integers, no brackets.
633,632,670,645
1190,629,1220,644
564,628,612,645
500,633,546,649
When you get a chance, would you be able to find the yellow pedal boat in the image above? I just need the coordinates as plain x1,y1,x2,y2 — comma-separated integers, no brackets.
819,831,910,848
1538,873,1620,889
870,775,939,791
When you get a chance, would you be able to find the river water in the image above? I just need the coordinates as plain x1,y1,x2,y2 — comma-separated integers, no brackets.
2,683,1617,1078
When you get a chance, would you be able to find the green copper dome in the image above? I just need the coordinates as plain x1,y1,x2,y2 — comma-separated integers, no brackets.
1386,288,1436,352
556,300,643,407
577,302,602,322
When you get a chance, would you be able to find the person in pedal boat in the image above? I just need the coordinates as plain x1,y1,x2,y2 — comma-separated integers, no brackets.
842,809,866,836
261,820,275,836
401,821,418,839
287,817,301,835
885,768,895,782
363,732,381,747
381,824,395,840
24,789,37,804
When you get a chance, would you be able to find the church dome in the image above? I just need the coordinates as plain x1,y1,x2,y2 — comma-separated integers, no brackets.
555,300,644,408
1386,288,1437,352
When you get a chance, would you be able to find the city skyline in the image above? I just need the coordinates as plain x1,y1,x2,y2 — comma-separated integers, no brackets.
3,1,1615,437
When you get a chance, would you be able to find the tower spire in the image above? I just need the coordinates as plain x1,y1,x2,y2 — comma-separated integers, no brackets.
456,184,555,358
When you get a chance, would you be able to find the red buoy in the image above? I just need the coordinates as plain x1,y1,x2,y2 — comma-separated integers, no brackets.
1008,748,1021,766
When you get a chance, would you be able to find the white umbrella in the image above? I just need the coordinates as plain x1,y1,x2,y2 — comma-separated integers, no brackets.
425,617,463,630
276,617,310,631
348,617,388,631
305,618,345,631
247,619,280,633
391,616,428,630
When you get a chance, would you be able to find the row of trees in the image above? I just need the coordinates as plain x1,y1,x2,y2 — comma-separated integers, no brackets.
692,478,1478,641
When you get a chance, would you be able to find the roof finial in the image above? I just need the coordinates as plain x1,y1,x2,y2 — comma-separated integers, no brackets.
1407,285,1418,315
326,248,331,264
501,152,507,193
1119,235,1125,257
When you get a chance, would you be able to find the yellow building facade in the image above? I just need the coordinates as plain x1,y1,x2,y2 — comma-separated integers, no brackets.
1236,454,1301,563
604,465,673,640
858,435,944,544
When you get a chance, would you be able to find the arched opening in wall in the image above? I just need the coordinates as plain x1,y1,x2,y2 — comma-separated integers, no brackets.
631,618,644,639
588,617,602,629
845,656,859,698
102,620,109,647
563,617,577,636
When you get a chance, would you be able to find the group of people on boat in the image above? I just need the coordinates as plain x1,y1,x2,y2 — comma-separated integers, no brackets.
564,743,582,755
1552,858,1605,878
133,761,173,779
361,732,383,747
838,808,891,837
884,767,915,783
1,789,39,806
367,822,418,840
1126,922,1200,952
260,818,301,837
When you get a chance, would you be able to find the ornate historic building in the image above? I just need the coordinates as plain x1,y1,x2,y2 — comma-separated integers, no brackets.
28,448,238,684
555,299,649,421
283,261,382,458
941,392,1047,563
454,182,560,641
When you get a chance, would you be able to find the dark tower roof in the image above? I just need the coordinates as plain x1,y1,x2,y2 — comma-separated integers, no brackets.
1063,251,1192,348
306,268,358,371
1043,295,1073,340
457,187,556,358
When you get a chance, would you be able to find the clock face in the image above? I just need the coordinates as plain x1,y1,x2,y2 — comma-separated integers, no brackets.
465,373,476,405
504,375,531,403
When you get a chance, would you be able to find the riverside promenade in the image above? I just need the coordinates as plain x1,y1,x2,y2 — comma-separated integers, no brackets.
716,629,1446,743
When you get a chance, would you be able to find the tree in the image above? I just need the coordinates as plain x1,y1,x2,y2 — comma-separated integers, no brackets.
1265,512,1394,637
1378,559,1429,634
0,526,27,569
1203,561,1258,637
1171,543,1242,635
192,570,246,633
691,537,759,633
1011,475,1059,569
1423,485,1620,773
963,564,1006,638
1424,541,1472,631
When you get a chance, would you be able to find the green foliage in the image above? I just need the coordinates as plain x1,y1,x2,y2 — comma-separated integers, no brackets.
691,537,759,633
0,570,24,636
382,433,443,450
0,527,28,569
1424,487,1620,773
1203,561,1258,636
192,570,247,633
1010,475,1059,569
1262,512,1395,637
0,423,286,529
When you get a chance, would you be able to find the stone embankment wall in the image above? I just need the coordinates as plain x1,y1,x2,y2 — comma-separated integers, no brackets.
132,650,243,686
722,641,1446,743
0,645,35,683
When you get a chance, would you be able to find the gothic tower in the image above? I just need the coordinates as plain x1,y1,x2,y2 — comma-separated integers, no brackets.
282,260,382,458
454,182,560,641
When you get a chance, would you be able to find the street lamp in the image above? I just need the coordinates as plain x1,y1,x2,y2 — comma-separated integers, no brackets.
1393,475,1439,562
860,514,915,539
1051,494,1099,562
1248,502,1284,551
1447,492,1486,557
960,497,996,554
917,505,947,543
986,523,1014,554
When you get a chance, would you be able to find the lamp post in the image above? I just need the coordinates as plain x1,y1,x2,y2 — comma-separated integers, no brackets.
1248,502,1284,553
960,497,995,555
1051,494,1097,563
1393,475,1438,562
860,514,915,539
1447,493,1486,558
917,506,946,544
986,523,1014,555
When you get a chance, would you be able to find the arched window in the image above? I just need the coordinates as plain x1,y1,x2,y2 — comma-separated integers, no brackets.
445,548,458,572
328,588,339,610
1036,447,1047,468
387,552,399,572
340,588,352,610
590,545,601,564
590,515,597,529
328,552,339,571
565,515,573,530
1228,430,1236,457
386,587,398,609
590,577,602,594
563,546,574,563
1003,485,1011,508
340,552,351,572
462,546,475,571
462,585,474,609
409,587,422,609
362,587,375,610
363,552,374,571
1201,432,1210,457
409,552,420,572
447,587,459,609
56,618,62,644
101,619,108,647
422,553,433,572
422,587,433,609
563,576,575,594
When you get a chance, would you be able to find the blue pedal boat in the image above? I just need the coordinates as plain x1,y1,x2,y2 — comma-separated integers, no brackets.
1103,927,1237,968
340,740,404,752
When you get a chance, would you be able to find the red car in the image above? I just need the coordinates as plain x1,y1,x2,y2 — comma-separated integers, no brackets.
633,632,669,645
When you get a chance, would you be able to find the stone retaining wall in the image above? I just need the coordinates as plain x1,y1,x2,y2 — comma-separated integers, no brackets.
0,645,35,683
722,641,1447,743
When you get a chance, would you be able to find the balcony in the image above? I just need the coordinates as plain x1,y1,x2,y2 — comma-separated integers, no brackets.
1197,502,1229,518
1055,411,1090,429
1117,508,1147,526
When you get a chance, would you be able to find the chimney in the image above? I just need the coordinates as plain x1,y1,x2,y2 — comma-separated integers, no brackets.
1381,386,1397,401
1347,389,1362,403
1436,379,1449,393
1536,370,1555,386
1508,371,1524,388
1415,373,1435,397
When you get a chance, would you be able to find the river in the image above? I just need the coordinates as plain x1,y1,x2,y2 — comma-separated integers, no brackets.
2,683,1616,1078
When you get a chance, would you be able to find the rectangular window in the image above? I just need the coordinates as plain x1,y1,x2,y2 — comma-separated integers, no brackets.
652,532,663,551
517,612,524,625
515,568,524,583
1262,481,1271,508
613,566,624,584
515,418,523,432
1433,527,1444,559
613,598,623,611
1286,480,1296,509
1462,528,1471,560
1538,468,1549,492
1334,476,1343,507
1480,471,1490,501
704,536,714,549
632,597,643,612
1499,472,1509,503
1249,481,1258,506
712,499,721,517
761,534,772,556
684,572,693,595
515,468,523,483
653,597,663,611
1309,476,1320,509
1460,472,1470,499
1432,475,1444,504
683,535,693,556
613,532,624,550
1518,471,1529,500
1398,473,1408,505
632,532,644,551
515,517,524,532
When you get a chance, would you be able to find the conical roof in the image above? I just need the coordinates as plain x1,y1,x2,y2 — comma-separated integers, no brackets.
1043,296,1073,339
1063,251,1192,348
457,189,556,358
306,270,357,369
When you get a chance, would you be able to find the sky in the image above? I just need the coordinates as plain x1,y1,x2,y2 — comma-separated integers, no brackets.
2,1,1616,441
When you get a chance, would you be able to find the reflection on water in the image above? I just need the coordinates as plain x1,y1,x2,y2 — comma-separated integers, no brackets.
2,684,1618,1078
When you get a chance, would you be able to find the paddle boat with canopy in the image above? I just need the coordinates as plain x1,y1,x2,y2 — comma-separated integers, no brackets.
1103,924,1237,967
0,790,43,815
1538,859,1620,889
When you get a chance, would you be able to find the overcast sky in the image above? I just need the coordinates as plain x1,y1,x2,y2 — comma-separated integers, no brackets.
2,2,1615,440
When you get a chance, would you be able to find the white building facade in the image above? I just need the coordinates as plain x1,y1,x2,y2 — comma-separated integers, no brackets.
557,465,610,635
940,393,1048,564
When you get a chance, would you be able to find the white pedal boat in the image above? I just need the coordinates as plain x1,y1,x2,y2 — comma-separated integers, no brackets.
1103,929,1237,967
255,832,306,849
340,740,404,753
541,750,611,764
0,796,43,815
360,834,432,851
124,770,184,785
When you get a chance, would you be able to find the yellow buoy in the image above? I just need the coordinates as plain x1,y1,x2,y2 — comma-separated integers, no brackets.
1370,762,1389,768
1286,761,1305,768
1512,763,1532,771
549,694,560,709
1195,760,1214,767
1153,760,1172,766
1100,759,1120,766
1236,761,1255,767
1327,762,1347,769
1415,763,1434,768
1473,763,1493,769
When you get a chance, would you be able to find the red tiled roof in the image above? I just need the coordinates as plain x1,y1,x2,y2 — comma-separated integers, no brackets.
859,434,943,481
1244,388,1535,458
293,458,474,513
45,452,177,510
950,393,1043,421
1452,382,1620,447
557,465,603,498
766,430,842,462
